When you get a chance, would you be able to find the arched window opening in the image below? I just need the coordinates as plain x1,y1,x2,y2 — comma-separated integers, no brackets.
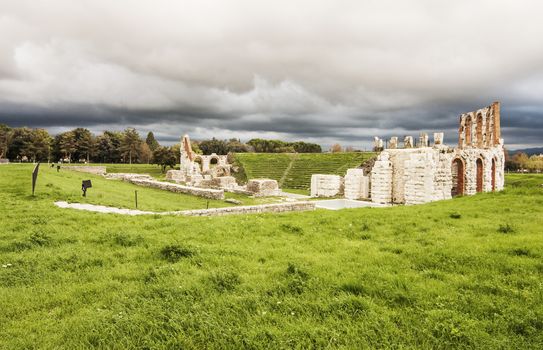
451,158,465,196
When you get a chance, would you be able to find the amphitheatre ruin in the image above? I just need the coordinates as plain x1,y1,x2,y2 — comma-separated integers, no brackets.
57,101,504,216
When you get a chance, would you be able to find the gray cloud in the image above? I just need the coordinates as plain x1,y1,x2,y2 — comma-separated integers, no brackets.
0,0,542,149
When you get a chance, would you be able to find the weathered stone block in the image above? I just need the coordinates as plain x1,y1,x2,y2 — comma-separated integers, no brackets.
246,179,280,197
310,174,343,197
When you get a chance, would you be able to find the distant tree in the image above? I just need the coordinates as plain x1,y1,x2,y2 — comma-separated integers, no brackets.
120,128,142,164
0,124,12,159
191,141,202,155
72,128,95,163
330,143,343,153
247,139,287,153
199,138,228,155
290,141,322,153
29,129,53,162
139,143,152,164
227,138,249,153
96,131,123,163
57,131,77,162
145,131,160,151
153,146,177,173
512,152,529,170
345,146,355,152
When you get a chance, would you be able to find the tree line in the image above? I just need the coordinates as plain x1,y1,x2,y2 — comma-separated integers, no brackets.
505,150,543,172
0,125,323,164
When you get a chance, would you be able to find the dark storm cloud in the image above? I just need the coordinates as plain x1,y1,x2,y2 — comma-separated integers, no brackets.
0,0,542,148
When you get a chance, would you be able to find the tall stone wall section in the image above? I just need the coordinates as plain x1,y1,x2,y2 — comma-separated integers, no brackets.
370,153,393,204
344,169,370,200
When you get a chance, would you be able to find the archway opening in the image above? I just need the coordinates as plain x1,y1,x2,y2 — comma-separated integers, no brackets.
476,113,483,147
476,158,484,193
491,158,496,191
451,158,465,196
209,157,219,168
465,116,472,146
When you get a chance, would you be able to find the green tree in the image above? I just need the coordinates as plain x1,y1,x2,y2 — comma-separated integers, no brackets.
72,128,95,163
57,131,77,162
199,138,228,155
96,131,123,163
120,128,142,164
0,124,12,159
153,146,177,173
145,132,160,151
7,128,34,161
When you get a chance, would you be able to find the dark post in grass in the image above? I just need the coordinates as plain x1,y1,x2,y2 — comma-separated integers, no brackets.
31,162,40,196
135,190,138,209
206,200,209,209
82,180,92,197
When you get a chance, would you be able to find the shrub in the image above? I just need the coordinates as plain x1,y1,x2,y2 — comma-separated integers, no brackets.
280,224,303,235
113,233,144,247
498,224,515,234
28,232,52,246
339,281,367,296
209,271,241,292
449,212,462,219
160,244,195,262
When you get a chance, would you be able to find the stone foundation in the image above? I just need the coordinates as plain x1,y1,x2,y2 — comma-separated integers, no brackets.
123,177,225,200
63,166,106,175
180,201,315,216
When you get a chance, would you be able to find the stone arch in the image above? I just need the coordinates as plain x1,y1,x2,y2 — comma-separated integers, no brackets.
476,157,484,193
465,115,472,146
491,157,496,191
451,157,465,196
476,113,483,147
209,156,219,168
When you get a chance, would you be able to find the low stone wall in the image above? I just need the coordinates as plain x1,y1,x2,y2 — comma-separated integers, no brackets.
124,177,224,200
105,173,153,181
165,170,185,182
179,201,315,216
0,159,9,164
63,166,107,175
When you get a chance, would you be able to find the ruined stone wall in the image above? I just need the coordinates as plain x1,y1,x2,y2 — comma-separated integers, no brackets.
344,169,370,200
63,166,107,175
180,201,315,216
370,153,393,204
247,179,280,197
123,177,225,200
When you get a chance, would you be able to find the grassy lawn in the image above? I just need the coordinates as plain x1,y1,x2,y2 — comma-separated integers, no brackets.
7,164,271,212
0,165,542,349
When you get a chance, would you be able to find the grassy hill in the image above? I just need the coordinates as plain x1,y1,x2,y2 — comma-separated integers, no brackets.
234,152,376,191
0,164,542,349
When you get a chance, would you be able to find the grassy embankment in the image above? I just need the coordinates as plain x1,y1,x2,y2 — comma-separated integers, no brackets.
0,164,542,349
234,152,376,194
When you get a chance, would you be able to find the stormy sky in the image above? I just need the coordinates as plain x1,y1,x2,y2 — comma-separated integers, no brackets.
0,0,542,149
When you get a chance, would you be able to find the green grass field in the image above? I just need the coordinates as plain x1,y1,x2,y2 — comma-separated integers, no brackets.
234,152,376,192
0,165,542,349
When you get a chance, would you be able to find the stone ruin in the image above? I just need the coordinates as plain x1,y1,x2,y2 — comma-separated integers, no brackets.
166,134,280,197
311,102,505,205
